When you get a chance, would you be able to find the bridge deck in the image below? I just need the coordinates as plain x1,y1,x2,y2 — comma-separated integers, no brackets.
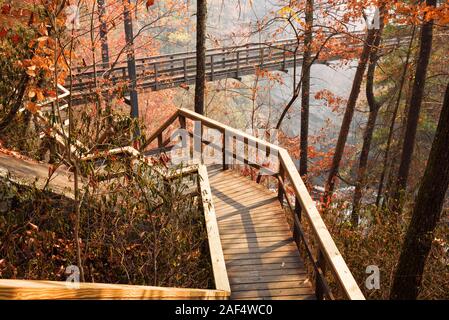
208,168,315,300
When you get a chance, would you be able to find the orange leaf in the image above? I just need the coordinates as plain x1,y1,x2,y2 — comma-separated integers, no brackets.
26,102,39,114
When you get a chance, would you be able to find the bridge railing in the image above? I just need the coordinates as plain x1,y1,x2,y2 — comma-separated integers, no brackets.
142,108,365,300
70,32,384,98
69,36,405,102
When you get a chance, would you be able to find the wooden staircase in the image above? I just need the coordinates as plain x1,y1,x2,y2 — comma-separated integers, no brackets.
209,168,314,300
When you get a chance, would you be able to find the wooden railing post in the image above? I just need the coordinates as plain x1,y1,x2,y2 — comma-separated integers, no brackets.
232,136,237,169
193,120,202,163
154,64,159,90
211,55,215,81
236,52,240,78
315,249,327,300
278,165,285,205
282,44,287,71
222,131,228,171
183,58,188,83
157,134,163,148
179,115,186,129
295,197,302,221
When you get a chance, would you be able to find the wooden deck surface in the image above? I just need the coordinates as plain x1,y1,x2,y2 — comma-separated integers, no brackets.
208,168,315,300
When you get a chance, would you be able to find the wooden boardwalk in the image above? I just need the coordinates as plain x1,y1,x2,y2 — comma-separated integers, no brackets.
208,168,315,300
1,103,365,300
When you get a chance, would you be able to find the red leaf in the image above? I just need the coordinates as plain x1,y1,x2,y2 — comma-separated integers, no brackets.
11,34,21,45
146,0,155,9
0,28,7,39
1,4,11,15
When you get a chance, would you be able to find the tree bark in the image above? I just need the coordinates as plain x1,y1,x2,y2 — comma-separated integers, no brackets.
97,0,110,68
351,6,385,225
323,28,377,203
390,82,449,300
123,0,139,122
391,0,436,212
300,0,314,178
194,0,207,115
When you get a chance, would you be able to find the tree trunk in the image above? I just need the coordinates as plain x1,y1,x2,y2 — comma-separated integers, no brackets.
323,28,377,203
97,0,110,68
376,26,416,207
123,0,139,123
390,82,449,300
194,0,207,115
300,0,314,178
391,0,436,212
351,6,385,224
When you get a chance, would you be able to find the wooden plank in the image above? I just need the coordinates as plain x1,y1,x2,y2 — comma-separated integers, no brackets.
217,211,286,222
231,287,312,299
0,279,228,300
223,251,300,260
213,201,282,214
218,218,288,228
226,262,304,272
217,220,290,230
197,165,231,294
232,277,313,295
219,230,291,240
225,256,301,267
229,274,306,285
212,184,276,197
218,225,291,235
220,239,296,250
215,206,283,217
212,195,279,207
220,236,293,245
228,268,306,278
223,245,297,255
214,203,282,215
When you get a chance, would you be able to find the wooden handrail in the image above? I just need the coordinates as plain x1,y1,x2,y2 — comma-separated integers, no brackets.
198,164,231,294
0,279,228,300
278,149,365,300
143,108,365,300
178,108,281,152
